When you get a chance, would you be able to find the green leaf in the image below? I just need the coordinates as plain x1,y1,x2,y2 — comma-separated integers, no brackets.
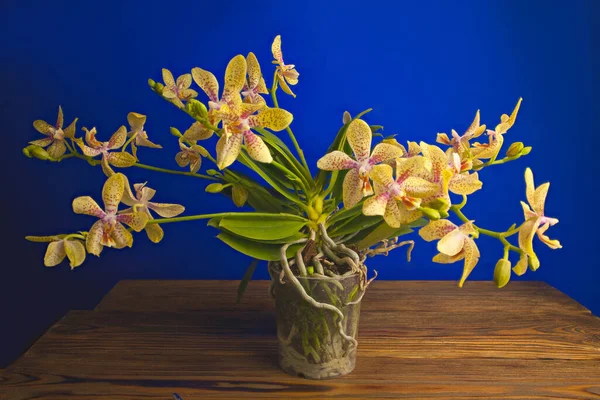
329,215,382,237
237,259,259,304
219,214,308,241
216,231,303,261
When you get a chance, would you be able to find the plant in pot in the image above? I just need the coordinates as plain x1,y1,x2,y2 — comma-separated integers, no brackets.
23,36,561,380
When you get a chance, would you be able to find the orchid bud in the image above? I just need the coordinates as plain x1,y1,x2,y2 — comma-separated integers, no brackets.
313,196,324,214
170,127,183,137
342,111,351,124
27,145,51,160
22,146,33,158
206,169,219,176
186,99,208,120
506,142,524,157
521,146,532,155
153,82,164,95
493,259,512,288
420,207,440,220
232,185,249,207
147,78,156,89
205,183,225,193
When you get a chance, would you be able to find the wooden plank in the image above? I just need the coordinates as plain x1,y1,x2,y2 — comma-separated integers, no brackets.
95,280,592,315
2,280,599,399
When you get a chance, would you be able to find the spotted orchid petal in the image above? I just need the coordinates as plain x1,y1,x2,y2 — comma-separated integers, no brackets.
116,212,148,232
107,126,128,150
33,120,54,135
106,151,136,169
135,133,162,149
369,143,404,165
147,202,185,218
419,142,447,182
370,164,396,187
63,118,77,139
437,228,466,257
432,252,465,264
317,151,358,171
82,127,103,148
419,219,458,242
524,168,535,208
136,185,156,202
248,108,293,132
401,177,440,198
436,133,452,145
64,240,86,268
518,217,541,259
243,130,272,164
86,220,104,256
246,52,263,92
46,141,67,158
184,122,213,141
464,110,486,139
449,172,483,195
145,223,164,243
216,131,243,170
342,168,364,209
346,119,372,163
495,98,522,135
72,196,106,218
162,68,176,88
127,112,146,133
176,74,192,90
362,192,391,217
382,197,403,228
101,156,116,177
536,222,562,250
29,137,54,147
222,55,247,102
102,173,125,214
458,237,480,287
110,222,134,249
191,67,220,103
277,74,296,97
472,134,504,159
533,183,550,216
44,241,67,267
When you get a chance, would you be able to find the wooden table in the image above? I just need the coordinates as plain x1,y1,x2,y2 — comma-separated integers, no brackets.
1,280,599,399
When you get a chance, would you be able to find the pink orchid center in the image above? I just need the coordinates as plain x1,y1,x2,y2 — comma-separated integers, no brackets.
208,100,222,111
50,128,65,140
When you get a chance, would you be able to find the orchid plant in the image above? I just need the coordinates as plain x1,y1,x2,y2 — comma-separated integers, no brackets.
24,35,561,300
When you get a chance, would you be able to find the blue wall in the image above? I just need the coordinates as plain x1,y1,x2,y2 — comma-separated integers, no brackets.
1,0,598,366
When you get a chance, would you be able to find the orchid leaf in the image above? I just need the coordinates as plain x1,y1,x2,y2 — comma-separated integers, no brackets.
216,231,303,261
237,259,259,304
218,214,307,241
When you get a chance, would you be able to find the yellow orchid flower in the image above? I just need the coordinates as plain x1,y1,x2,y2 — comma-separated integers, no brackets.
72,173,148,256
183,121,214,142
31,106,77,159
317,119,405,208
472,98,522,159
436,110,486,155
518,168,561,266
419,219,480,287
271,35,299,97
127,112,162,159
446,150,483,195
121,176,185,243
76,126,137,177
362,159,439,227
175,141,208,173
161,69,198,108
25,235,86,269
242,52,269,106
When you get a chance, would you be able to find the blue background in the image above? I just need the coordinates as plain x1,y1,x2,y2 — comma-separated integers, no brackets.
1,0,598,367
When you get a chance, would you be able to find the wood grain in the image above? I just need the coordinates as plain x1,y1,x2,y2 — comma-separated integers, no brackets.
1,280,599,399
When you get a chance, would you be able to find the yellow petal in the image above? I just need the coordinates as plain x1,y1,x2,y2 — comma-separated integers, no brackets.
64,240,86,269
33,120,53,134
107,126,128,150
449,172,483,195
256,77,269,94
464,110,481,138
176,73,192,90
383,198,402,228
277,73,296,97
29,137,53,147
243,131,272,164
362,193,390,216
175,150,189,168
72,196,105,218
248,108,293,131
272,35,283,64
402,177,440,198
191,67,220,102
317,150,357,171
63,118,78,139
533,182,549,216
437,228,465,256
407,141,421,156
184,121,213,141
524,167,535,208
162,68,175,87
56,106,64,129
101,156,116,177
346,119,372,163
86,220,104,256
107,151,136,168
518,217,541,258
436,133,452,145
216,132,242,170
512,255,528,276
520,201,537,220
44,241,66,267
369,143,404,164
179,88,198,100
419,142,447,182
46,140,66,158
342,168,364,209
370,164,395,186
246,52,262,90
102,173,125,214
222,55,247,101
127,112,146,132
116,212,148,232
397,203,423,224
536,222,562,250
145,223,164,243
432,252,465,264
111,222,134,249
419,219,458,241
458,237,480,287
148,203,185,218
458,221,477,236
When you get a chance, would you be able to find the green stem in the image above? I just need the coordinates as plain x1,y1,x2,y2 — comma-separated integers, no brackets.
270,70,311,174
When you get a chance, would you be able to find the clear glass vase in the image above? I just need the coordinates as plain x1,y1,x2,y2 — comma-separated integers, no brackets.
269,262,363,379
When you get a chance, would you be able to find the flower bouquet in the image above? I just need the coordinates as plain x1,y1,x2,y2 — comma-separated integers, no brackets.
23,36,561,379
